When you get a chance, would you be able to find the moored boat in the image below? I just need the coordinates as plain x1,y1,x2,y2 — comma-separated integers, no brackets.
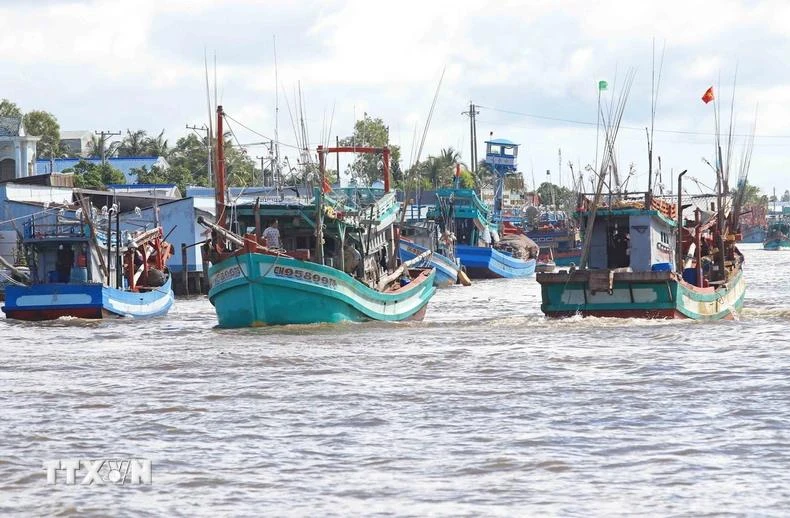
2,201,174,321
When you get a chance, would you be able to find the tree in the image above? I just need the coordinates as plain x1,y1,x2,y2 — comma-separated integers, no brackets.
22,110,61,159
731,180,764,206
117,129,149,157
144,130,169,157
64,160,126,189
339,113,402,185
474,160,495,189
536,182,576,211
0,99,22,119
86,133,120,160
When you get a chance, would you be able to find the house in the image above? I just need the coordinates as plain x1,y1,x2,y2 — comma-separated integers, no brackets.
0,116,40,182
59,131,94,156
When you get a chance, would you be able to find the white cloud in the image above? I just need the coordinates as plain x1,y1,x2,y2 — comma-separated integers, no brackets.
0,0,787,194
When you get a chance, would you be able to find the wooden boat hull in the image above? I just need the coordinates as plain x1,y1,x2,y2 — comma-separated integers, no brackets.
763,238,790,250
207,252,436,328
1,276,174,321
398,238,461,287
455,244,536,279
537,269,745,320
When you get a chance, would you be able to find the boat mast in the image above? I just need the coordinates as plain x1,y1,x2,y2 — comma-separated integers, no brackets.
315,146,325,263
215,105,227,250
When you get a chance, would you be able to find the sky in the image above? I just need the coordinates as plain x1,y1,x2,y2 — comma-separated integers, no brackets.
1,0,788,198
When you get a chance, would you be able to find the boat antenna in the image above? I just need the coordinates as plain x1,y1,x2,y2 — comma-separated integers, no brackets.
579,68,636,269
647,38,666,203
273,35,281,193
204,48,214,187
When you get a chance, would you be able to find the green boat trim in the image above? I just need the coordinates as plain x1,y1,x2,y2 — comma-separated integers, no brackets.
538,269,745,320
207,251,436,328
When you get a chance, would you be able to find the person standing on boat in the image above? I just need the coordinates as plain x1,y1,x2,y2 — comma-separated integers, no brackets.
262,220,281,249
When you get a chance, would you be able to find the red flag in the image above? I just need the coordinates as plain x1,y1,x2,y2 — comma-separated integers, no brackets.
701,86,715,104
321,177,331,193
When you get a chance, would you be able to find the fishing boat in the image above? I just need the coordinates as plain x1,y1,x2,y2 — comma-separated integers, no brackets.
398,219,469,287
526,209,582,266
535,246,556,273
200,106,436,328
538,192,745,319
2,200,174,321
538,77,748,320
430,187,537,279
763,218,790,250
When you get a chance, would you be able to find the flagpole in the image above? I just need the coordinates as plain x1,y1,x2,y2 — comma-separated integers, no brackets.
594,83,602,184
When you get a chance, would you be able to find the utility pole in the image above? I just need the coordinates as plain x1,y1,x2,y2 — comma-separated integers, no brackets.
462,102,479,173
256,155,266,186
94,130,120,165
186,124,212,186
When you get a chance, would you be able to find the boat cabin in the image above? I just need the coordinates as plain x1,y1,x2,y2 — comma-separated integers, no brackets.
580,205,676,272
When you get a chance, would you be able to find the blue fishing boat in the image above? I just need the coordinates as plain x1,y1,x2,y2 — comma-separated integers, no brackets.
201,108,436,328
398,219,469,287
526,209,582,266
430,187,537,279
2,201,174,321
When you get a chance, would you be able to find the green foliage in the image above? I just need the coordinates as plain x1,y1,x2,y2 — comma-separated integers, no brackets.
407,147,465,189
459,169,476,189
339,113,402,185
64,160,126,189
536,182,576,210
117,129,169,158
0,99,22,119
22,110,61,159
86,133,120,159
732,180,765,206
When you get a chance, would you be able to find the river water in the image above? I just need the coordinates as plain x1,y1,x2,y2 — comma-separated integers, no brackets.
1,244,789,516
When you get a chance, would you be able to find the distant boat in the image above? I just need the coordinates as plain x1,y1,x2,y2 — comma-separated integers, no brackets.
430,188,537,279
200,108,436,327
2,203,174,321
526,209,582,266
398,219,470,287
763,219,790,250
535,246,556,273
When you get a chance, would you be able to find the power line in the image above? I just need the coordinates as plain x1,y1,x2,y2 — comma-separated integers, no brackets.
476,104,784,139
222,112,301,150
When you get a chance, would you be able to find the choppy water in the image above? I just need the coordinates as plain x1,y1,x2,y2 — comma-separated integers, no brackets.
1,244,789,516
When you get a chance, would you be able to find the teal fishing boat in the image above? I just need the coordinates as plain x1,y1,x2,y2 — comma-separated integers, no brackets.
200,107,436,327
538,77,748,320
537,194,746,319
763,218,790,250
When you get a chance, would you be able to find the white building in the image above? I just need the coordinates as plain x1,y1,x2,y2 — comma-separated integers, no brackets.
0,117,40,182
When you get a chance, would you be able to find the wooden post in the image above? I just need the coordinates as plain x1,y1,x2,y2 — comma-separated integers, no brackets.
676,170,687,273
254,197,261,242
181,242,189,296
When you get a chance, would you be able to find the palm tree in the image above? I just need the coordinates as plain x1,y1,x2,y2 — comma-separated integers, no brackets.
117,129,148,157
86,134,120,160
144,130,169,158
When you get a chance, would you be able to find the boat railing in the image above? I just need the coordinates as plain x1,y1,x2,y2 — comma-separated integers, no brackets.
24,220,89,240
